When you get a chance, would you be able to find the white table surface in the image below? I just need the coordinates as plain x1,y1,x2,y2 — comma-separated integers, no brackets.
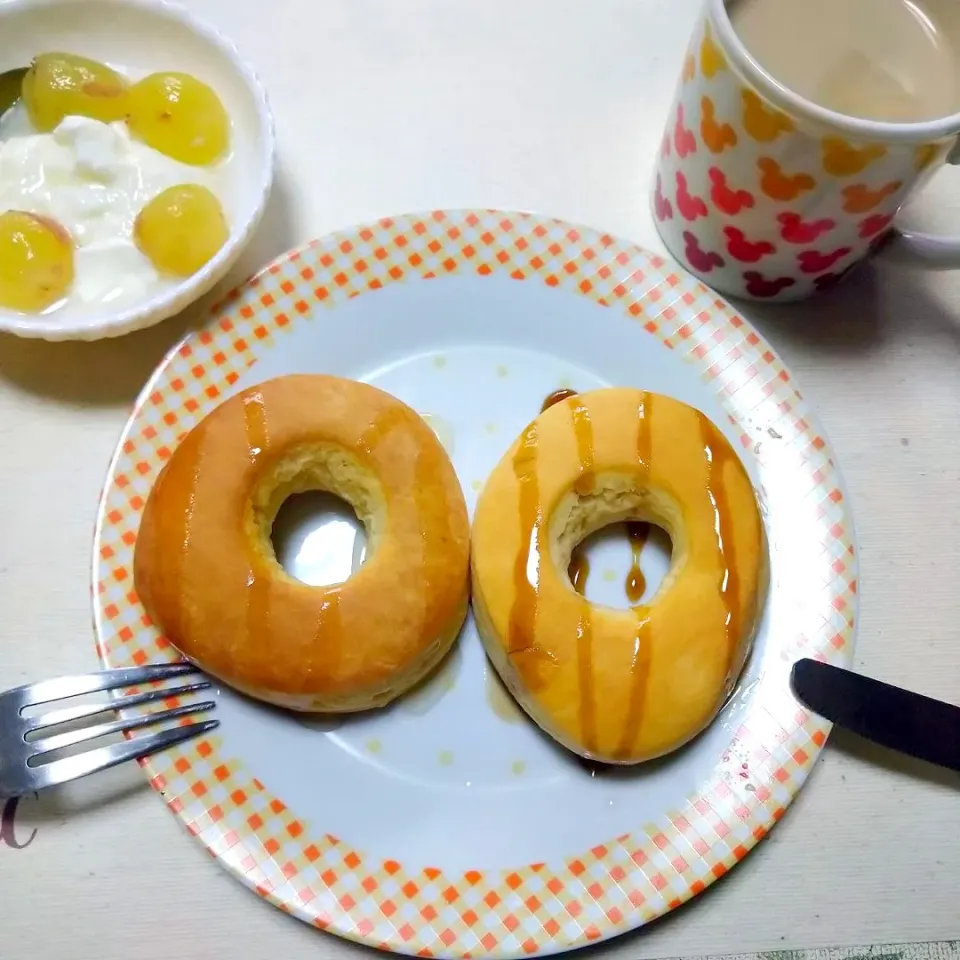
1,0,959,957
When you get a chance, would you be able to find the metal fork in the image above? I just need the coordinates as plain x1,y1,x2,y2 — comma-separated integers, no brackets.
0,664,219,799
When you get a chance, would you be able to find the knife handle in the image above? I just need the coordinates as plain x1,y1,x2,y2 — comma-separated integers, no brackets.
792,659,960,773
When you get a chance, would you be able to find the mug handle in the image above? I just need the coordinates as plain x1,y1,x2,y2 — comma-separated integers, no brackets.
880,142,960,269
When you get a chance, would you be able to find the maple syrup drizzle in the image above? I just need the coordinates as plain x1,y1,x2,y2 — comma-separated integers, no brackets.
167,426,206,639
568,551,589,594
618,392,653,759
568,399,598,751
311,590,343,680
541,387,578,412
575,610,598,751
355,405,451,642
624,522,650,603
243,391,272,644
506,421,554,690
570,398,594,495
243,391,269,463
698,413,741,673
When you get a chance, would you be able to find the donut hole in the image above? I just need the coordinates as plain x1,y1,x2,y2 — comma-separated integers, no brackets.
272,492,367,586
550,472,682,609
248,443,385,587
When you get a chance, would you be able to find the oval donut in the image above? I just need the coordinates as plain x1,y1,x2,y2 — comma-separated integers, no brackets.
471,388,767,763
134,374,470,712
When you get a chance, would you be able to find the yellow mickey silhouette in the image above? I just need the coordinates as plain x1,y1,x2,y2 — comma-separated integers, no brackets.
700,28,727,78
821,138,886,176
915,143,938,170
742,89,794,143
682,54,696,82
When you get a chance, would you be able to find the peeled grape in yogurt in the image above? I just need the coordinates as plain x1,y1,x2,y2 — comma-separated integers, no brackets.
127,72,230,166
22,53,129,132
0,211,75,313
135,184,228,277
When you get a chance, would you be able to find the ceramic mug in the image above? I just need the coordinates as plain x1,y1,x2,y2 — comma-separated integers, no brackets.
652,0,960,301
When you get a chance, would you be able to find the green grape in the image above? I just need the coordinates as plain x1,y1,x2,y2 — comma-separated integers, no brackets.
0,211,75,313
134,185,229,277
126,73,230,166
22,53,129,132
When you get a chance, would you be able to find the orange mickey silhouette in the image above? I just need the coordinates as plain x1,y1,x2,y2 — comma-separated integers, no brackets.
742,89,793,143
682,54,696,82
758,157,816,202
701,96,737,154
700,28,726,78
821,137,886,176
842,180,902,213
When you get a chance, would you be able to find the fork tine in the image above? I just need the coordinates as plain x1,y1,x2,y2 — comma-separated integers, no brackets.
27,681,213,733
11,664,199,708
29,701,216,757
24,719,220,792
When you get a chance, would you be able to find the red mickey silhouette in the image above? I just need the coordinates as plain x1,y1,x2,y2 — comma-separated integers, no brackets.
777,212,836,244
654,174,673,221
858,213,894,238
674,104,696,159
813,272,841,291
724,226,775,263
798,246,852,274
709,167,754,216
812,266,855,291
683,231,724,273
743,271,795,298
661,133,672,159
676,171,708,221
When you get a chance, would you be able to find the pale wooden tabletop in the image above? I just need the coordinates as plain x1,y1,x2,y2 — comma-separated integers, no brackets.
1,0,958,958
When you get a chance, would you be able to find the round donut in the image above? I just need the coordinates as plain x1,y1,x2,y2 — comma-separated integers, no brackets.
471,388,767,764
134,374,470,712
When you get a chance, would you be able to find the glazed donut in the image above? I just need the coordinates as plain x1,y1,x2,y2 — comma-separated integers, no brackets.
471,388,767,764
134,374,470,712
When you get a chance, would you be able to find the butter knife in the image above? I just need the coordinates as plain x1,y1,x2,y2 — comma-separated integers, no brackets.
791,658,960,772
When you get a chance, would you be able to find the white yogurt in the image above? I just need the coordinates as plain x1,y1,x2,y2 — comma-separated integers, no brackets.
0,105,232,318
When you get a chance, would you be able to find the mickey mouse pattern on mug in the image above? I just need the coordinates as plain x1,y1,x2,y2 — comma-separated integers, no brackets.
654,17,949,300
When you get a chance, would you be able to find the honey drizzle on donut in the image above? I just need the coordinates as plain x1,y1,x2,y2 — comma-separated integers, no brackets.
698,414,742,673
617,393,654,759
506,421,556,691
569,398,598,752
243,391,272,644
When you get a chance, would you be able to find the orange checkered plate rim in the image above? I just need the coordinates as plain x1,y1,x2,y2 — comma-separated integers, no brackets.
92,209,856,958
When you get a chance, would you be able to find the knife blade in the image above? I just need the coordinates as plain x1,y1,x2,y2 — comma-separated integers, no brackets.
790,658,960,772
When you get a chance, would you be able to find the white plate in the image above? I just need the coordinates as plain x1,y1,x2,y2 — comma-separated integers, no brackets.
93,210,857,957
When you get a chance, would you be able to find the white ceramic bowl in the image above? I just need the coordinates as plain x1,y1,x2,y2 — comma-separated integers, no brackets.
0,0,275,341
